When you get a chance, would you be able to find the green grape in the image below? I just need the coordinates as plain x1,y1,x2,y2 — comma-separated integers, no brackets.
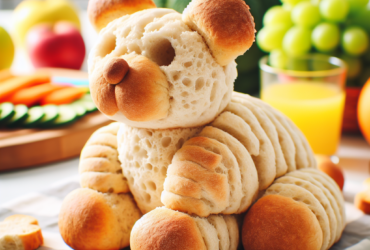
283,27,312,56
291,2,321,27
341,27,369,56
286,57,309,71
257,24,290,52
311,22,340,52
340,54,362,79
347,0,369,15
280,0,310,6
348,6,370,34
269,49,289,69
319,0,349,22
263,6,293,26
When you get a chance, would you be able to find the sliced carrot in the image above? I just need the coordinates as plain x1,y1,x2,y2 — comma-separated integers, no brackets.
40,87,88,105
0,69,13,83
8,83,64,107
0,74,50,102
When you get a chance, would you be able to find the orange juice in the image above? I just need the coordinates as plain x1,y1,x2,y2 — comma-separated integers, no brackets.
261,82,345,155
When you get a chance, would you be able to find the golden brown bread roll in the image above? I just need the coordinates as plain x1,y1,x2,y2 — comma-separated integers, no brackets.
242,195,323,250
183,0,255,66
59,188,142,250
0,215,43,250
130,207,239,250
88,0,156,32
130,207,206,250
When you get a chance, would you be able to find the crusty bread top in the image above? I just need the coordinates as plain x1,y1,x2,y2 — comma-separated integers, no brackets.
242,195,323,250
183,0,255,66
88,0,156,32
130,207,206,250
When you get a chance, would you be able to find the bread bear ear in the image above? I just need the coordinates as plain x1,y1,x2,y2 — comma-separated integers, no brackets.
182,0,256,66
88,0,157,32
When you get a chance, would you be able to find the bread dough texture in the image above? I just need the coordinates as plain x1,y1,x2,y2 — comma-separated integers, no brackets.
89,8,237,129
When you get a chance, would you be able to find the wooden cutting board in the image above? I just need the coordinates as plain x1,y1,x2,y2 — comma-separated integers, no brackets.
0,112,111,171
0,68,112,171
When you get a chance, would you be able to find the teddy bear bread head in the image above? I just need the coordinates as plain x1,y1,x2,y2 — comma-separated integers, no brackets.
88,0,255,129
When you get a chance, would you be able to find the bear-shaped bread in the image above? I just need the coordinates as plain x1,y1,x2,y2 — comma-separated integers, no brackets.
88,6,250,128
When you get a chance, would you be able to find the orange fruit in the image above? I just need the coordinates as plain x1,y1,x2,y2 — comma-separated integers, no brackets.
316,155,345,190
358,79,370,145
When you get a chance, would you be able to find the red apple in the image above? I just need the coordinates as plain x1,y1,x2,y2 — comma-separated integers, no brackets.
26,21,85,70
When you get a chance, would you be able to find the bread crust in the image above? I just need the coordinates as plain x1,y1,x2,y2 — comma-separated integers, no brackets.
0,215,43,250
88,0,156,32
242,195,323,250
183,0,255,65
103,57,129,84
59,189,142,250
130,208,207,250
90,55,170,121
59,189,116,250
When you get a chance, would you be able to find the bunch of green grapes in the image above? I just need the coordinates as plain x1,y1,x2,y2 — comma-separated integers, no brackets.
257,0,370,86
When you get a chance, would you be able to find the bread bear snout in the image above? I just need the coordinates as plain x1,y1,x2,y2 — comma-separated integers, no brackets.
90,54,170,122
103,57,129,85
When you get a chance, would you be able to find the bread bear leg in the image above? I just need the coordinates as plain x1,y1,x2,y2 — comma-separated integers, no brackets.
59,123,142,250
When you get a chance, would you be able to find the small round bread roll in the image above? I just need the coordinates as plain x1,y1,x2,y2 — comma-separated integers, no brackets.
183,0,255,66
130,207,239,250
88,0,156,32
59,188,142,250
242,195,323,250
355,190,370,214
0,215,43,250
131,207,206,250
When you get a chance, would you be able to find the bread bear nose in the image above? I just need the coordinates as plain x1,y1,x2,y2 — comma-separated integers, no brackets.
103,57,129,84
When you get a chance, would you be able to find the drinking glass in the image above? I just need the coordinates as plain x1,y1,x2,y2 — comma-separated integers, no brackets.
259,54,347,155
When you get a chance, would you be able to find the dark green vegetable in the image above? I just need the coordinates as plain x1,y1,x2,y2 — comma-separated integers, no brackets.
0,102,15,125
7,104,28,127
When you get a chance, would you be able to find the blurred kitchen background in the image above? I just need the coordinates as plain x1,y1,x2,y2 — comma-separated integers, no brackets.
0,0,89,9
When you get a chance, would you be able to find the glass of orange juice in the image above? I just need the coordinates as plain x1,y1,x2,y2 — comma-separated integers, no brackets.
260,54,347,155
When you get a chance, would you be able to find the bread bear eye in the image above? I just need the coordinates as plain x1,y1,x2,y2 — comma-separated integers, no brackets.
145,38,175,67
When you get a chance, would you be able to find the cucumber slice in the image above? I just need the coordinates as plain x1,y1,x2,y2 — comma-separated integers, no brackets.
81,93,93,102
7,105,29,127
0,103,15,124
73,100,97,113
38,105,59,127
71,103,86,118
23,106,45,128
50,105,77,127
